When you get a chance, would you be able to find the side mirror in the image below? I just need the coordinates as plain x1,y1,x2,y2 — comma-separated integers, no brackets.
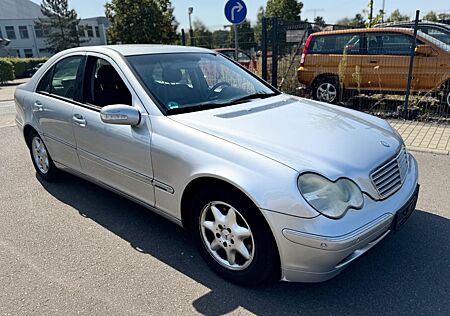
100,104,141,126
415,45,434,57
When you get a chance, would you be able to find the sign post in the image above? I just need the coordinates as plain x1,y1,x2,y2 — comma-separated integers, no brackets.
224,0,247,61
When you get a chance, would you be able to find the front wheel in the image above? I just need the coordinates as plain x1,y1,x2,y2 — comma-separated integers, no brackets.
188,188,279,286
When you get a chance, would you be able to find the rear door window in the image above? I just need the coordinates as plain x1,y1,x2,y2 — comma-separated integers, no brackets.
36,56,83,100
309,33,361,54
366,32,417,55
50,56,83,100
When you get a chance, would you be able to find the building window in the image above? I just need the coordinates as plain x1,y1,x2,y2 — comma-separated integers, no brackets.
39,48,49,53
95,26,100,37
19,26,29,39
0,28,2,38
24,49,33,58
5,26,16,39
34,25,49,38
78,25,85,37
86,26,94,38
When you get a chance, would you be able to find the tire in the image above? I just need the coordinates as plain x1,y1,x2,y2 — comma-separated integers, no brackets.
28,131,59,182
442,83,450,109
313,76,341,104
188,186,280,286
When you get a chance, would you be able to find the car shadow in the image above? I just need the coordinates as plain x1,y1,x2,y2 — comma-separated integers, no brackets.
38,173,450,315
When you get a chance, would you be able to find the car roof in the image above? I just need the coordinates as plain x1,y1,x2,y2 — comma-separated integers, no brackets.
58,44,214,56
375,21,450,29
311,27,414,36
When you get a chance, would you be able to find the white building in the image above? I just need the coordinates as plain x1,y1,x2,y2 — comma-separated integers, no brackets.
0,0,108,58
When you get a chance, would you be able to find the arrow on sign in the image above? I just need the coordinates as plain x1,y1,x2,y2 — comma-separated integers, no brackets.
231,1,244,22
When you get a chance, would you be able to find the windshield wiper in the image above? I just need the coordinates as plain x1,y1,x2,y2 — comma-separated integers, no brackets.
230,92,278,104
166,102,231,115
165,93,279,115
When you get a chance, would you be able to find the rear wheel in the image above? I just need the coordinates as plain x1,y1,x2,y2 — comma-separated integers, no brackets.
188,187,279,286
28,131,59,182
443,84,450,108
313,76,341,104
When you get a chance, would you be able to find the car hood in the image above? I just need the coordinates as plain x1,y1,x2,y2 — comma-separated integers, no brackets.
170,95,402,184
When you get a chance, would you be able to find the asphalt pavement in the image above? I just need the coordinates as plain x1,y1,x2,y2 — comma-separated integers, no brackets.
0,123,449,315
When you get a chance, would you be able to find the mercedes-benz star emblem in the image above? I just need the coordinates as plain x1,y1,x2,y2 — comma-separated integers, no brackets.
380,141,390,148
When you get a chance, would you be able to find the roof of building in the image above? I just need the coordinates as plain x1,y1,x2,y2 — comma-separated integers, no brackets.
0,0,43,20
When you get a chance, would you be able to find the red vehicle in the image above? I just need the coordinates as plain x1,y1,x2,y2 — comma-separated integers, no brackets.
214,48,257,70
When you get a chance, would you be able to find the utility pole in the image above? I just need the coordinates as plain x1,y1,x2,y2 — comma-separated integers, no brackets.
188,7,194,46
368,0,374,27
305,8,325,21
381,0,386,22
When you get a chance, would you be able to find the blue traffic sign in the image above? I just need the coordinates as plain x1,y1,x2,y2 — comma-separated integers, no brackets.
224,0,247,24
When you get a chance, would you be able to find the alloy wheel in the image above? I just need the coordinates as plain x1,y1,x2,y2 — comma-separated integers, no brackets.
31,136,49,174
199,201,255,271
317,82,337,103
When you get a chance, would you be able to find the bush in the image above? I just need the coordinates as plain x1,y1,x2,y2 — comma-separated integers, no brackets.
0,60,15,83
0,57,48,78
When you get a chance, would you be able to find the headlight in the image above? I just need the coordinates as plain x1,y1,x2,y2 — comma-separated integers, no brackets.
298,173,364,219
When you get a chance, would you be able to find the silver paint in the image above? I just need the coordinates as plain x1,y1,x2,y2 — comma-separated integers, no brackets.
15,45,419,283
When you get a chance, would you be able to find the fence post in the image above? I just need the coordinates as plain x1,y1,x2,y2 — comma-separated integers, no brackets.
403,10,420,119
261,17,268,81
271,17,278,88
181,29,186,46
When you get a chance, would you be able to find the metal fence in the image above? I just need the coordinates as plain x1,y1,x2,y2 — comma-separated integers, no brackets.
259,13,450,123
180,12,450,123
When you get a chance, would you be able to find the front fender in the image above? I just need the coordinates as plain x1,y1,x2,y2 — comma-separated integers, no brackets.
149,116,320,220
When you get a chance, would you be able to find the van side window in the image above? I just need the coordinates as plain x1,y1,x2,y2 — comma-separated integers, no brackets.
367,33,418,55
83,57,132,107
309,34,361,54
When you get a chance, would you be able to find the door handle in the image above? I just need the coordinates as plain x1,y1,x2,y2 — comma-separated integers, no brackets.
33,101,43,111
73,114,87,127
369,60,378,64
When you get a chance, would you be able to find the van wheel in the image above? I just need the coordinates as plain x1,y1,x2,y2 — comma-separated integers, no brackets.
28,131,59,182
313,77,341,104
188,187,279,286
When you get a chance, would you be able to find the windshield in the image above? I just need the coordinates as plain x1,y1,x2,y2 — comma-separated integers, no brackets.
127,53,278,114
417,30,450,52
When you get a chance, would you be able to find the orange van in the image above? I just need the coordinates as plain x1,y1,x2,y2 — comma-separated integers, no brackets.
297,28,450,107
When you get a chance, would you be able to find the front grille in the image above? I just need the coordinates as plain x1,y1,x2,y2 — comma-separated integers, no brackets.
371,147,409,199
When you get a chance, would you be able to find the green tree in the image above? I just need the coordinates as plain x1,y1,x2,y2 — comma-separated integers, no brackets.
314,16,326,27
191,19,212,48
35,0,81,53
386,9,410,22
105,0,178,44
337,13,366,28
423,11,438,22
227,19,256,51
212,30,229,48
266,0,303,21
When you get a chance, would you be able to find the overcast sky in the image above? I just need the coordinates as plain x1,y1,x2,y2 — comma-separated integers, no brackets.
31,0,450,30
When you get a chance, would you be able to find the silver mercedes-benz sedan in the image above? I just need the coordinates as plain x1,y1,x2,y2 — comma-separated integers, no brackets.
14,45,419,285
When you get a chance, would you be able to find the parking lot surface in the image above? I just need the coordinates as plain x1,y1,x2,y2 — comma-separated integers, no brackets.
0,123,449,315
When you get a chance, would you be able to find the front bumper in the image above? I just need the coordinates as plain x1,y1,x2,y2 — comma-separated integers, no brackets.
262,154,419,283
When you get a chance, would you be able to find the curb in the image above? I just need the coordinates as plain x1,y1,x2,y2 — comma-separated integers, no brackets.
408,146,449,156
0,99,14,103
